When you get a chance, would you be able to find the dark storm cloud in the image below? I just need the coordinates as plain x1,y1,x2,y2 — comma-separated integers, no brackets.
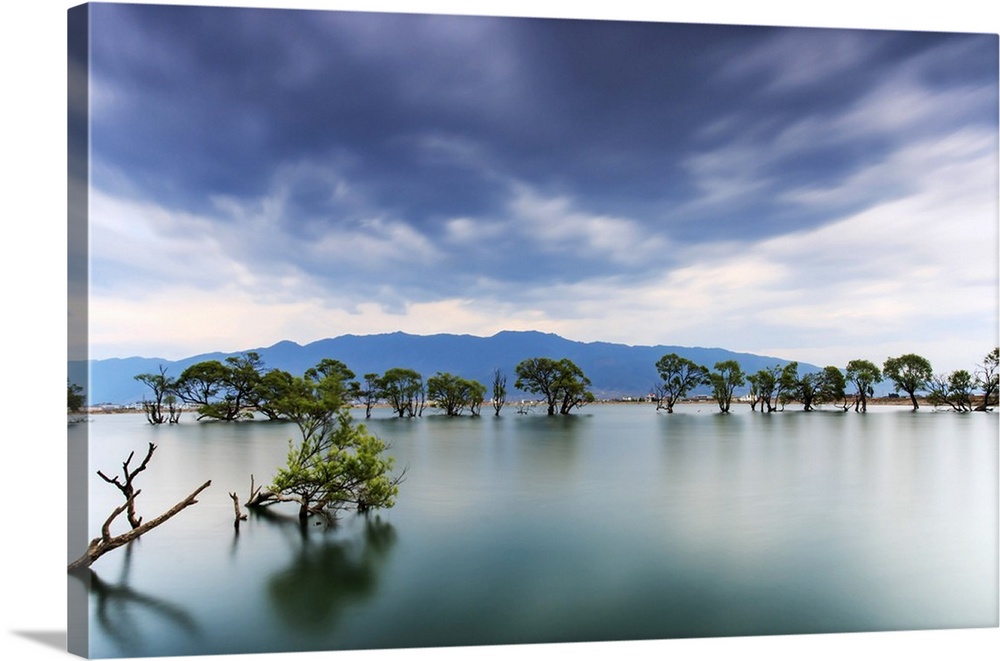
90,5,995,247
86,4,997,364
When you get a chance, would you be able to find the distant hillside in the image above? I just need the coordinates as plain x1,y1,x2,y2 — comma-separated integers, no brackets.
71,330,819,405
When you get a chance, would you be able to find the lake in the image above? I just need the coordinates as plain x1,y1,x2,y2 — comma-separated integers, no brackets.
69,404,998,658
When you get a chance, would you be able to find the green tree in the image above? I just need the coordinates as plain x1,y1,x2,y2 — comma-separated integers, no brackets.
377,368,425,418
975,347,999,411
816,366,848,410
220,351,267,418
748,365,781,413
708,360,744,413
467,380,488,416
305,359,360,401
514,357,594,415
174,352,265,421
776,362,801,410
174,360,227,418
845,359,882,412
928,370,975,412
68,381,85,413
787,367,835,412
882,353,933,411
427,372,486,416
654,353,709,413
358,372,382,419
268,370,402,521
554,360,595,414
253,368,298,421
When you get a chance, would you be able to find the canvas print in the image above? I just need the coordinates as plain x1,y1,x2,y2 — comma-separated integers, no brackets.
67,2,999,659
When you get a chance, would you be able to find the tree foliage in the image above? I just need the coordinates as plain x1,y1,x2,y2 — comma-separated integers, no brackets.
747,365,781,413
172,352,266,420
253,368,298,421
267,367,402,521
68,381,85,412
882,353,933,411
789,366,846,411
708,360,744,413
845,359,882,412
654,353,709,413
359,372,382,419
377,368,425,418
427,372,487,416
514,357,594,415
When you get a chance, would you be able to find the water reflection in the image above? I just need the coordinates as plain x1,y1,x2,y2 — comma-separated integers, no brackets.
266,517,397,632
72,543,201,657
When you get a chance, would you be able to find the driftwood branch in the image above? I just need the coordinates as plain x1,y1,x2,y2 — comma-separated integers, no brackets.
229,492,247,524
244,473,295,508
69,479,211,571
97,442,156,529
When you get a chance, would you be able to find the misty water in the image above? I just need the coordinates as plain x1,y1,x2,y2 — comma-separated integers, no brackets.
70,404,998,658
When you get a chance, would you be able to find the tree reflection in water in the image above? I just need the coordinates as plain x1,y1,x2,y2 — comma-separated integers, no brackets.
266,516,397,631
70,542,201,657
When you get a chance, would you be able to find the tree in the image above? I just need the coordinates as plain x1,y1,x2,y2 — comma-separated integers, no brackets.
173,352,265,421
377,368,425,418
654,353,709,413
554,360,595,414
975,347,999,411
816,366,848,410
514,357,561,415
845,359,882,412
427,372,486,416
174,360,228,419
359,372,382,419
305,359,360,401
788,367,839,412
928,370,975,412
514,357,594,415
748,365,781,413
134,365,176,424
466,380,488,416
708,360,744,413
882,353,933,411
264,370,402,521
789,371,819,411
491,368,507,416
68,381,85,412
253,369,299,421
776,362,800,410
219,351,266,418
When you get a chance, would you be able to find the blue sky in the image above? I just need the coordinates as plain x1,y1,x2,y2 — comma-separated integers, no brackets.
78,2,998,373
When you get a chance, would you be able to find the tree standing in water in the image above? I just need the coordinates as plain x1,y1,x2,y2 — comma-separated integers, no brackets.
846,359,882,412
882,353,933,411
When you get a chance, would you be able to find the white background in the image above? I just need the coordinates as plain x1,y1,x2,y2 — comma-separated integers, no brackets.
1,1,997,660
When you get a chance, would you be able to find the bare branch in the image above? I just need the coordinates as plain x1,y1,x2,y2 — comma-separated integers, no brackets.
69,480,211,572
229,492,247,523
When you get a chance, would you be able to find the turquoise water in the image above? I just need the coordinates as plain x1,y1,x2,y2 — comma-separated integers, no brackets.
71,404,998,657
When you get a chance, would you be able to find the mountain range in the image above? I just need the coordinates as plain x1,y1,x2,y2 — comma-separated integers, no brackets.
71,330,819,405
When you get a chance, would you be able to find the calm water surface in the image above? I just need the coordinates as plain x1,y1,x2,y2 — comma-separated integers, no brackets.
70,404,998,658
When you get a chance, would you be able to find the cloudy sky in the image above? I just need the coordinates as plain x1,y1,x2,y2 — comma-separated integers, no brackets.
78,2,998,372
